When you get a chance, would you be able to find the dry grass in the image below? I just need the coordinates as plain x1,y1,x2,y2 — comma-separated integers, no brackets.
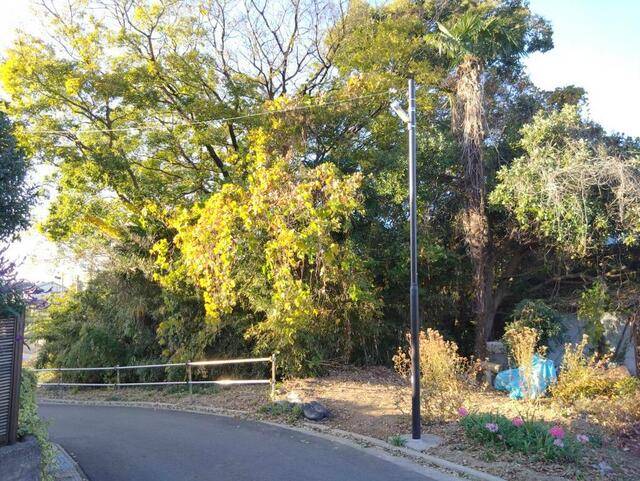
393,329,481,421
503,325,540,398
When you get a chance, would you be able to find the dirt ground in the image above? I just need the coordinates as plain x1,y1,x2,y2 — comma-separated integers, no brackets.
39,366,640,481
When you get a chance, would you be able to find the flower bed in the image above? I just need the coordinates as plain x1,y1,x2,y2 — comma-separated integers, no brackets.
458,410,590,462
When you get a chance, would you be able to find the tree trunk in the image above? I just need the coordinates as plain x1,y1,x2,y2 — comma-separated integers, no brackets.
454,56,495,359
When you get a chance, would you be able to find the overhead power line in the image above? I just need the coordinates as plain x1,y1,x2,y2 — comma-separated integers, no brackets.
27,91,392,136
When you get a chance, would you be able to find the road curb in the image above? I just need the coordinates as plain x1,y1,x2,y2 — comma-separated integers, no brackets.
51,443,90,481
302,424,506,481
40,398,506,481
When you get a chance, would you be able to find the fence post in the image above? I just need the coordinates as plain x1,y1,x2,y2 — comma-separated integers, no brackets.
270,353,276,400
116,365,120,390
187,361,192,399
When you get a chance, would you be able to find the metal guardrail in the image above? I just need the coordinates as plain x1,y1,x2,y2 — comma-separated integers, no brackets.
33,354,277,398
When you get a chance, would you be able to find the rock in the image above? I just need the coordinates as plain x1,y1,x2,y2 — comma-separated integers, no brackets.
302,401,330,421
596,461,613,476
480,360,503,385
486,340,508,366
286,391,303,404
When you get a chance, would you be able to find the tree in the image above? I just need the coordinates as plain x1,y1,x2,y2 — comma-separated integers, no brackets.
491,104,640,358
32,269,164,380
0,112,33,241
427,1,552,357
154,131,381,374
10,0,619,375
491,105,640,256
0,111,36,314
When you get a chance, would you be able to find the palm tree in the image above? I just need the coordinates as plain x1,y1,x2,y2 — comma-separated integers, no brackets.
427,3,551,358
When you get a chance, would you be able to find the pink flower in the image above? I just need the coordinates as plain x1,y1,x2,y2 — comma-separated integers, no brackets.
553,438,564,448
512,417,524,428
457,407,469,417
576,434,590,444
485,422,499,433
549,425,565,439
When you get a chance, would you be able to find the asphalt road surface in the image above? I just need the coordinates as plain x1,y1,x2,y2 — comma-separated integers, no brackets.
40,404,440,481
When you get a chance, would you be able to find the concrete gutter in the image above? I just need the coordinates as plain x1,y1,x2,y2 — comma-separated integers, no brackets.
40,398,506,481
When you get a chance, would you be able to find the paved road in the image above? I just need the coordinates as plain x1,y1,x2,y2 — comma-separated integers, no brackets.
40,404,439,481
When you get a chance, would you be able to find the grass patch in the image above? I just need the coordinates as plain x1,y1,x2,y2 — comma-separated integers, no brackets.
388,434,406,447
259,401,304,422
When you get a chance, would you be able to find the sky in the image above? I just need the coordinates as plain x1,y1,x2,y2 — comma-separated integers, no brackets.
1,0,639,284
524,0,640,138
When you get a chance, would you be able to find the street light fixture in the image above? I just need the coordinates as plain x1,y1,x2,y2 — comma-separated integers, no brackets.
390,78,422,442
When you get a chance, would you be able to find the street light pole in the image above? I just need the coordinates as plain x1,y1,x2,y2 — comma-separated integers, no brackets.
407,78,421,440
391,78,421,441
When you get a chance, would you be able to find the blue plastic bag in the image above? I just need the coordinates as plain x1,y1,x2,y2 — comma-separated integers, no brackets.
494,354,557,399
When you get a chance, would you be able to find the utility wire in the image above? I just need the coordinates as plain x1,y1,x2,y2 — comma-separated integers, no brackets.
27,91,392,136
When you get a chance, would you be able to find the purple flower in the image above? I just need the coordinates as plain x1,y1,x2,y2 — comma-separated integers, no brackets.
485,422,499,433
512,417,524,428
553,438,564,448
576,434,589,444
457,407,469,417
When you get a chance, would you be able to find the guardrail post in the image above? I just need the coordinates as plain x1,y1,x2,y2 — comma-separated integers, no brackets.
270,353,276,400
116,365,120,390
187,361,192,399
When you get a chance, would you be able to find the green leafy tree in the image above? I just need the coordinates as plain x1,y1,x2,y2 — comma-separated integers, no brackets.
0,112,33,240
33,270,164,380
0,111,36,315
3,1,385,370
426,0,552,356
10,0,627,376
492,105,640,355
491,105,640,256
577,280,610,352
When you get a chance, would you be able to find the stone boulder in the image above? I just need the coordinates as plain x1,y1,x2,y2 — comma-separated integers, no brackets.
302,401,330,421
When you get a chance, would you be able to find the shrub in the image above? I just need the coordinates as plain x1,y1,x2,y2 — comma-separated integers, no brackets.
459,411,583,462
33,271,164,383
502,325,540,399
507,299,564,348
18,369,56,481
577,281,610,352
614,376,640,396
551,335,638,402
394,329,479,421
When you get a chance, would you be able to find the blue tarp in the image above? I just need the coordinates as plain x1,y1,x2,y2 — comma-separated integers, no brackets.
494,354,557,399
